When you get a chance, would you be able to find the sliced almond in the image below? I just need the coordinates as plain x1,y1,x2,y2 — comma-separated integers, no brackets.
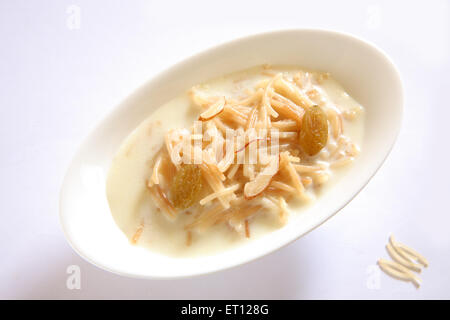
199,97,225,121
244,156,279,199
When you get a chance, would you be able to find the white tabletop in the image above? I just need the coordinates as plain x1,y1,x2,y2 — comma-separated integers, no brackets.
1,0,449,299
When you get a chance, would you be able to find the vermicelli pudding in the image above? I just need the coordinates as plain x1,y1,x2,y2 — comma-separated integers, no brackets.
106,65,364,257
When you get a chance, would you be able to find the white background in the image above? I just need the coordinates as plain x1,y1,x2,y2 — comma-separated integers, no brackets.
1,0,449,299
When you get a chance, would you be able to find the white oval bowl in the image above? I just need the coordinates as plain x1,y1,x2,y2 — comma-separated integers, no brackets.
59,29,403,279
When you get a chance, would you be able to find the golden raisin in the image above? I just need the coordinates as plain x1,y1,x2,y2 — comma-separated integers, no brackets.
299,105,328,156
170,164,203,209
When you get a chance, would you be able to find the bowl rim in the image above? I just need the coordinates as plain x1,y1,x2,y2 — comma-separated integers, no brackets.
59,28,404,279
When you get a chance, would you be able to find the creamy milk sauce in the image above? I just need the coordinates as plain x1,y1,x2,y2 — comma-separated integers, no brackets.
106,66,364,257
